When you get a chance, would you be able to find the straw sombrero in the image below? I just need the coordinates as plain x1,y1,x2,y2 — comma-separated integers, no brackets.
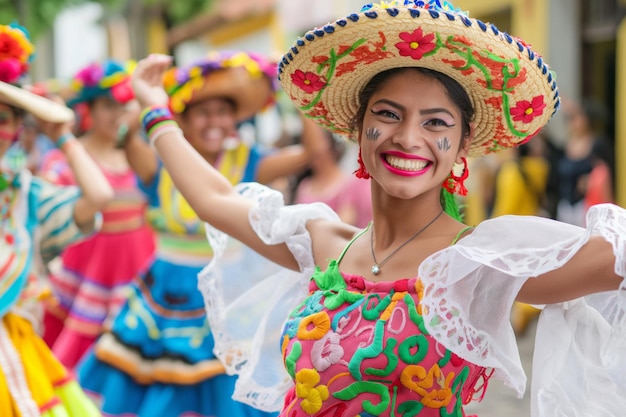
0,23,74,123
164,51,277,122
278,0,560,157
67,59,135,107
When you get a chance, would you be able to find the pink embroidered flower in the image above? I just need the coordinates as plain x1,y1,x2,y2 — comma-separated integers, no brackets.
510,95,546,123
395,28,436,60
292,70,326,93
311,331,344,372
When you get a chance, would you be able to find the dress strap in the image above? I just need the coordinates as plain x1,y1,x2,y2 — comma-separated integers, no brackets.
451,226,474,245
337,222,371,263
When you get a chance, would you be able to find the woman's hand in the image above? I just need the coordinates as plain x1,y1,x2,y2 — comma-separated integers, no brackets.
34,94,75,142
131,54,172,109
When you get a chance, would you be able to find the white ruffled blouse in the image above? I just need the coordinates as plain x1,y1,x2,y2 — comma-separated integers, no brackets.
198,182,626,416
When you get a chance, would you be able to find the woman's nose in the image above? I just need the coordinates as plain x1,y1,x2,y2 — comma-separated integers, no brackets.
391,126,426,149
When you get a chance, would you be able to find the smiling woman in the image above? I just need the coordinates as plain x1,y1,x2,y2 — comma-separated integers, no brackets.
119,1,625,416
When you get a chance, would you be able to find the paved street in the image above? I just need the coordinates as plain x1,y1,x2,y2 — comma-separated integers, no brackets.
464,319,537,417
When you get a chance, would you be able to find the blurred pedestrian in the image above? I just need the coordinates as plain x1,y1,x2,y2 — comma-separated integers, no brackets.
555,98,606,226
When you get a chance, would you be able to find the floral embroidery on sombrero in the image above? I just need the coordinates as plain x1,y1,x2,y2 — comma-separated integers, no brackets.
292,70,326,94
395,28,436,60
510,95,547,123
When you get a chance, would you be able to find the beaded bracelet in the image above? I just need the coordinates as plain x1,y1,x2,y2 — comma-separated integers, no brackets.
140,105,174,133
140,105,182,148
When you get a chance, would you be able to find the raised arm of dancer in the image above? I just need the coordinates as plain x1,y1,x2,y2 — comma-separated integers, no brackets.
132,54,299,270
120,100,159,185
256,116,327,184
39,118,114,228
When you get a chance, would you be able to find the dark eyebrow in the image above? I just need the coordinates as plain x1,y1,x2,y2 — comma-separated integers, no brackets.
420,108,455,118
371,99,406,112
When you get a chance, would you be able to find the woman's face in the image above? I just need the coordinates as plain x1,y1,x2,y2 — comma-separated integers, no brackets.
359,69,468,200
0,103,21,158
178,97,237,157
89,96,126,141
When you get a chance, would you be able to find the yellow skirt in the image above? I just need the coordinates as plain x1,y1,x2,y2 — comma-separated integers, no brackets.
0,312,101,417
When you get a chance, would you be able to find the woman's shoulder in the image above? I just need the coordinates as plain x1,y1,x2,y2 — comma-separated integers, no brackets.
307,217,363,263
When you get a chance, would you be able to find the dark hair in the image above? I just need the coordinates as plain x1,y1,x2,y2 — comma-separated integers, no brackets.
349,67,474,143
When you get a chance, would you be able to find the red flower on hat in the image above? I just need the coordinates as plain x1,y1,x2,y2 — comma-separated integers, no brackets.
292,70,326,93
510,95,546,123
395,28,436,60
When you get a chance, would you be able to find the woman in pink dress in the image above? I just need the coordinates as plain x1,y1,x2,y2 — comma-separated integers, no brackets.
41,60,155,368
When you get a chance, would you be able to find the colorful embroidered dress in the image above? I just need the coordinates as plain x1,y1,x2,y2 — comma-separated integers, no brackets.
0,169,101,417
280,232,488,417
78,142,277,417
40,148,155,368
198,183,626,417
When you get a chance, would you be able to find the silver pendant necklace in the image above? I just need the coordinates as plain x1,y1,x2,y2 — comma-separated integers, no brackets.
370,209,444,275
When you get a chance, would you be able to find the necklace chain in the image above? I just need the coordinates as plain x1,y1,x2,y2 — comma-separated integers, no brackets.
370,209,444,275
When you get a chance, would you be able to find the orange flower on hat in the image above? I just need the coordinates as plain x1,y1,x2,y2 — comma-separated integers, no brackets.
395,28,436,60
510,95,546,123
292,70,326,93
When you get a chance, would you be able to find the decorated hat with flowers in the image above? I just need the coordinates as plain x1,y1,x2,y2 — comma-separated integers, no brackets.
164,50,277,122
67,59,135,107
278,0,560,157
0,23,73,122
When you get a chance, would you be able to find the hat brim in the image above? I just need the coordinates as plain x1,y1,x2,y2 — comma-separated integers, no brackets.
278,6,559,157
0,81,74,123
177,67,273,122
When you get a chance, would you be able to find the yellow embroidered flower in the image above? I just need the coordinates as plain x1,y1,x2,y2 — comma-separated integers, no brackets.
297,311,331,340
295,369,329,415
400,363,455,408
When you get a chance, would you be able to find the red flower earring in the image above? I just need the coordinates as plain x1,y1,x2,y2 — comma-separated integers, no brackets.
443,157,469,196
354,148,371,179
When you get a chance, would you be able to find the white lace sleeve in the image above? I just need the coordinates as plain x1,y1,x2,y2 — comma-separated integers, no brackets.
419,203,626,417
198,182,339,412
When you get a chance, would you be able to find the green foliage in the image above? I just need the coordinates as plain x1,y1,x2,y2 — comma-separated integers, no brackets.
0,0,213,41
0,0,121,39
